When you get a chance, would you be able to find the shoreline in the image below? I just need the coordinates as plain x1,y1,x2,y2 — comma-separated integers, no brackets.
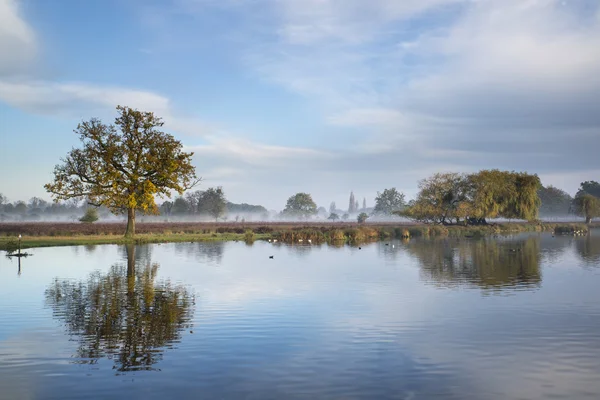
0,221,595,251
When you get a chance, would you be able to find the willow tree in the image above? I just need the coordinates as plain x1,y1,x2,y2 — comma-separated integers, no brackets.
572,194,600,224
45,106,200,237
401,170,540,225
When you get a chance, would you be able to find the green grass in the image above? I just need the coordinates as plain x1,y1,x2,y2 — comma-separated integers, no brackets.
0,232,271,251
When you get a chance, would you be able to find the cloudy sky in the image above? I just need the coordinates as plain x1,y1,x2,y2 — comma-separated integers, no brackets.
0,0,599,210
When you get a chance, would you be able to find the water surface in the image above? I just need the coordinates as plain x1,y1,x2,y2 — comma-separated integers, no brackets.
1,231,600,399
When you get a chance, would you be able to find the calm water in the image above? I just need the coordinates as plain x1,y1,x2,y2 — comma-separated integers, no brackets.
1,232,600,399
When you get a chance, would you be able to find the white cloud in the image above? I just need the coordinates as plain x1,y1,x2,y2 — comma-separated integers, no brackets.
0,0,36,76
0,80,171,116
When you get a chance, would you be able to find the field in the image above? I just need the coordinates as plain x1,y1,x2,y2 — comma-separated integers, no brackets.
0,221,596,251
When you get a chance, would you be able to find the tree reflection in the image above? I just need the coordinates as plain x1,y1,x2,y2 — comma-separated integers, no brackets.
403,237,542,290
45,244,195,372
575,232,600,266
173,241,224,265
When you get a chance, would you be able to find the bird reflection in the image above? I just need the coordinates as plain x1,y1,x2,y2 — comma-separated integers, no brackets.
45,244,195,372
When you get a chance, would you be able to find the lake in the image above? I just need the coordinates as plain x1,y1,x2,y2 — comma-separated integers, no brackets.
1,231,600,399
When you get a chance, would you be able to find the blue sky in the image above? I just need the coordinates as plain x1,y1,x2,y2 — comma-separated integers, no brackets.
1,0,599,210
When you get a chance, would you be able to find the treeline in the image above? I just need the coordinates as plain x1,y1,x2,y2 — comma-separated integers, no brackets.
0,195,109,222
158,187,268,221
278,171,599,225
0,188,269,223
2,172,599,225
399,172,599,225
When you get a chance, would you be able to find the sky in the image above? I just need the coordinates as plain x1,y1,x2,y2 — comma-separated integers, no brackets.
0,0,599,211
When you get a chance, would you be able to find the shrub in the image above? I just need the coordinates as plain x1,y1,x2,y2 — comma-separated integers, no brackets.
244,230,255,243
79,208,99,223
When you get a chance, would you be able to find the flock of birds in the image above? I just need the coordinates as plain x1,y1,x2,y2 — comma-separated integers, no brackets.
552,230,587,237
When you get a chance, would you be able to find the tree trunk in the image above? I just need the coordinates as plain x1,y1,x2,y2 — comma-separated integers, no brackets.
125,243,136,294
125,207,136,237
586,216,592,224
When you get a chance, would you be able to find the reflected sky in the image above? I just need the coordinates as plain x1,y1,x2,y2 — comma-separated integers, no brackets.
0,231,599,399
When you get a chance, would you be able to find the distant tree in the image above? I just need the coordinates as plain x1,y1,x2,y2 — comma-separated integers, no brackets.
576,181,600,198
185,191,204,215
362,197,366,210
14,201,27,215
283,193,317,219
198,187,227,221
226,202,268,214
328,213,339,222
159,201,173,216
572,194,600,224
28,197,47,210
538,185,572,216
3,203,14,214
329,201,336,215
172,197,190,215
317,206,328,219
79,208,99,223
357,212,369,223
342,213,349,220
0,193,6,208
44,105,200,237
348,191,356,214
373,188,406,215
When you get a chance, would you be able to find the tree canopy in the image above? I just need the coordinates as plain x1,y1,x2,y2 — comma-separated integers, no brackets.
572,194,600,224
373,187,406,215
283,193,317,219
400,170,541,225
576,181,600,198
44,106,199,236
198,187,227,221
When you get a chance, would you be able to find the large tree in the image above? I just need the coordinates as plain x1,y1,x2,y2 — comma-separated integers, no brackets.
45,106,200,237
373,188,406,215
283,192,317,219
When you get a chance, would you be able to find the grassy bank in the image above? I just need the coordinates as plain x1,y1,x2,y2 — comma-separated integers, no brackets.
0,232,271,252
0,221,596,251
